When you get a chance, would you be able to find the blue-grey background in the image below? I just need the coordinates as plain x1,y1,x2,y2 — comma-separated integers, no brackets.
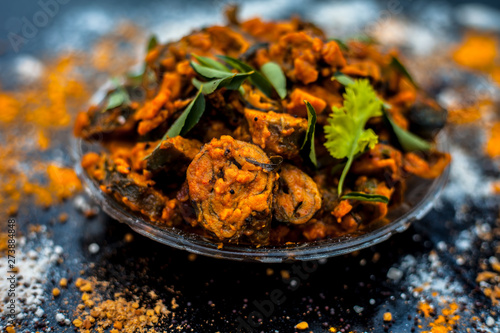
2,0,500,58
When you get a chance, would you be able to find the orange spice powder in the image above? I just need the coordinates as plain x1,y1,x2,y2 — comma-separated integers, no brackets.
486,122,500,158
453,33,498,71
0,22,144,218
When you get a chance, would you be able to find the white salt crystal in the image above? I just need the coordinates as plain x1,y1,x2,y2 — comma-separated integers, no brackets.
88,243,100,254
387,267,403,281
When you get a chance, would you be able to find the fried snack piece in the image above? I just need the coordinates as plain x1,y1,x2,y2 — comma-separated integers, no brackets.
75,85,145,139
186,135,276,244
244,108,307,159
351,144,404,185
75,104,136,140
274,164,322,224
145,136,202,174
82,153,175,224
403,151,451,179
352,176,394,223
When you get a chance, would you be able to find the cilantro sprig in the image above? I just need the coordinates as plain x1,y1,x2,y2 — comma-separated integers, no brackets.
324,79,384,196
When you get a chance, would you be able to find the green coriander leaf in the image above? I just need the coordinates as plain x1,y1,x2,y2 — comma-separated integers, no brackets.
331,72,355,86
331,72,393,110
383,109,431,152
217,55,274,98
261,62,287,99
300,100,318,167
390,56,419,89
341,192,389,203
324,79,383,194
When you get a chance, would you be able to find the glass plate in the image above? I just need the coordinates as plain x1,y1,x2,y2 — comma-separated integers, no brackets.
71,129,449,262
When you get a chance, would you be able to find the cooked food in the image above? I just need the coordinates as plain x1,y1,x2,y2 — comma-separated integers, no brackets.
186,135,276,243
75,9,450,246
273,164,322,225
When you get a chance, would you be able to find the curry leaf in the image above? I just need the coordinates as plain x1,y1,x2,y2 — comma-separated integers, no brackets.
331,72,356,86
324,79,383,195
147,34,159,52
192,54,231,72
167,88,206,137
143,88,206,161
383,109,431,152
300,101,318,167
125,35,159,84
328,38,349,51
217,55,274,98
104,79,130,111
105,90,128,110
390,56,419,89
191,71,252,95
190,61,240,79
261,62,287,99
341,192,389,203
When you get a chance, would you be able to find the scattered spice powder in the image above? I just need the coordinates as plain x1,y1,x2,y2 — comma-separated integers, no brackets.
476,252,500,306
72,277,172,333
447,104,482,125
485,122,500,158
0,22,144,219
418,301,435,318
423,302,460,333
59,277,68,288
295,321,309,330
453,33,498,71
418,302,460,333
493,181,500,194
20,164,82,208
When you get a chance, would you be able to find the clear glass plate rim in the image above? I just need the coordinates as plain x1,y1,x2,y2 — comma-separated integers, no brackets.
71,130,449,262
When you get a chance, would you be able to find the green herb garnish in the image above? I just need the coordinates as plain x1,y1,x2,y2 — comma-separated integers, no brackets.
126,34,160,85
191,72,252,95
191,55,247,95
166,88,206,137
190,61,243,80
217,55,274,98
261,61,287,99
324,79,383,195
143,87,206,161
329,38,349,51
383,109,431,152
300,100,318,167
192,54,231,72
331,72,355,86
390,56,419,89
147,34,159,52
104,79,130,111
341,192,389,203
